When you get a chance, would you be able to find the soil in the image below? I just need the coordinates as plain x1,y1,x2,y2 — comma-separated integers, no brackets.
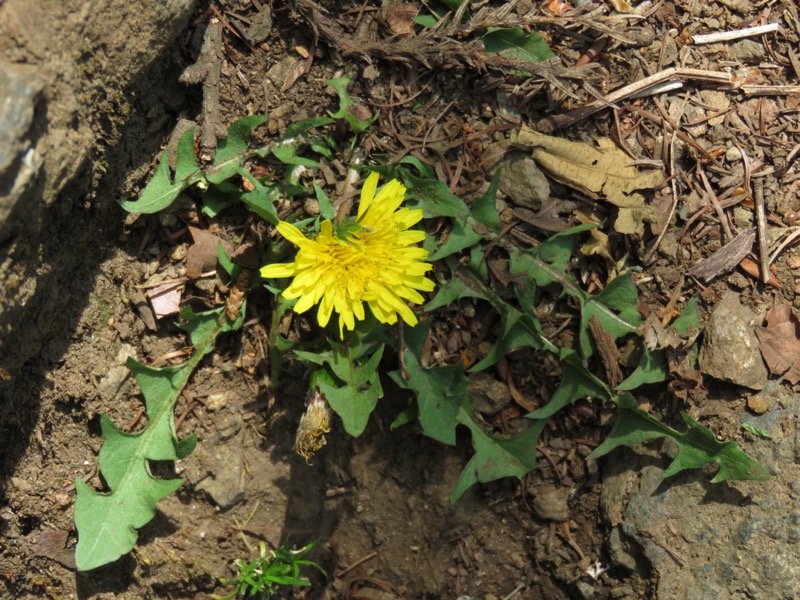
2,1,800,599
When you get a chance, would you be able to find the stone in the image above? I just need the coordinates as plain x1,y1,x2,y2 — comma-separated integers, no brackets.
529,484,570,522
468,372,511,415
0,0,197,371
498,151,550,209
699,291,767,390
728,39,766,64
0,64,46,245
245,5,272,44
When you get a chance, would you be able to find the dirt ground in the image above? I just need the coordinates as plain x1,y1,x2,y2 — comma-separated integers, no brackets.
2,0,800,599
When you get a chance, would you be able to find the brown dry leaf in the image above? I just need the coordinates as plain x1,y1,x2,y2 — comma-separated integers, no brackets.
513,126,663,234
546,0,572,15
754,304,800,384
280,58,308,93
384,3,417,36
32,527,76,569
607,0,636,12
186,226,222,279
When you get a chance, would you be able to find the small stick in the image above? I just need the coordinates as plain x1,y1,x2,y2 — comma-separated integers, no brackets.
741,84,800,97
692,22,781,45
698,167,733,241
644,131,679,265
753,178,770,283
769,226,800,264
536,67,733,133
336,551,378,577
180,18,224,161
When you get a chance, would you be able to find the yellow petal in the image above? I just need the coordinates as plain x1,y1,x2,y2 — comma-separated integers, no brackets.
276,221,310,247
260,262,297,278
357,172,380,220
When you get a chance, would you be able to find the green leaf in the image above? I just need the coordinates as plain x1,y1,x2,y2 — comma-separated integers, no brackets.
75,307,238,570
617,348,668,391
217,242,235,279
589,393,770,483
470,170,501,230
271,144,321,167
283,116,335,139
482,28,555,65
470,314,542,373
74,361,195,571
239,177,280,225
391,322,544,499
119,128,201,214
402,172,470,219
424,275,489,312
741,423,772,440
580,274,642,359
206,115,267,184
527,364,609,420
507,224,595,287
311,342,385,436
452,407,545,502
413,14,438,27
429,219,482,260
201,182,239,217
394,356,464,446
469,307,543,372
389,321,463,445
326,75,377,134
672,295,701,334
314,182,335,221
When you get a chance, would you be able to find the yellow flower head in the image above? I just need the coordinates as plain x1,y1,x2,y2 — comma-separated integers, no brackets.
260,172,435,337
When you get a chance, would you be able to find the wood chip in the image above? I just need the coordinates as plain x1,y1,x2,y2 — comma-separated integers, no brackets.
688,228,755,282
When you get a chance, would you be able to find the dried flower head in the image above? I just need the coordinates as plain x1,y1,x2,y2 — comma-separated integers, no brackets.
294,390,332,462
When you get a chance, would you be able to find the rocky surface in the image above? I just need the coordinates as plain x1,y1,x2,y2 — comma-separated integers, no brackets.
0,0,196,370
600,380,800,599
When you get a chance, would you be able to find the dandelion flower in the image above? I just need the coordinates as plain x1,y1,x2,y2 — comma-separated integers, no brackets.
261,172,435,337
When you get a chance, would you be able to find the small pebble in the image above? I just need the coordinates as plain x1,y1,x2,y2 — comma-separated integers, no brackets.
747,393,773,414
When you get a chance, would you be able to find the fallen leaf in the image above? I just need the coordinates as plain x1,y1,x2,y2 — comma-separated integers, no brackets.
607,0,636,13
546,0,572,15
384,3,417,36
513,126,664,209
147,282,183,319
230,242,261,269
186,226,222,279
31,527,76,569
755,304,800,384
513,126,663,234
280,58,308,93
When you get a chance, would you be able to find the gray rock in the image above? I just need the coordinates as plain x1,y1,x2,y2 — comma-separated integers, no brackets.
0,65,45,245
599,391,800,600
468,372,512,415
195,443,245,510
498,151,550,209
245,5,273,44
195,412,245,510
728,39,766,64
0,0,197,370
529,484,570,522
699,291,767,390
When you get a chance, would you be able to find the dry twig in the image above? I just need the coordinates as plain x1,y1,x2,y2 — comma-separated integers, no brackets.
180,18,224,161
537,68,733,133
691,22,781,44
